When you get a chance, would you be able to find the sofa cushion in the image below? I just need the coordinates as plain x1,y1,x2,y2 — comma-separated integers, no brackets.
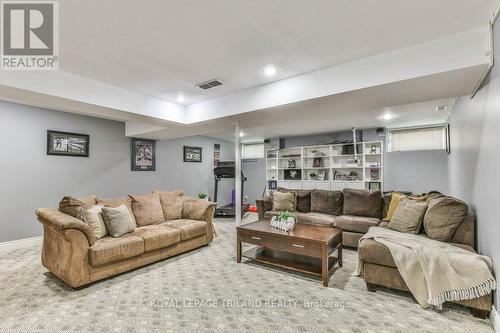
154,189,184,220
277,187,311,213
388,198,428,234
271,191,296,211
311,189,343,216
101,205,136,238
133,225,180,252
96,196,136,227
129,192,165,227
383,192,406,221
296,212,336,227
161,219,207,241
423,196,468,242
343,188,383,218
182,197,215,220
89,234,144,266
334,215,380,233
59,195,96,218
358,238,397,268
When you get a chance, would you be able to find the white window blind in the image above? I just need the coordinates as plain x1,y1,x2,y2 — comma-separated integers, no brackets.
242,143,264,159
388,126,447,152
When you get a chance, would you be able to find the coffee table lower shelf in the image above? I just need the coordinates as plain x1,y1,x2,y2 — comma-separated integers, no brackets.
241,246,339,277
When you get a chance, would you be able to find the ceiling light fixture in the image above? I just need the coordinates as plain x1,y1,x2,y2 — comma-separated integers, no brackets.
263,65,277,77
383,113,393,120
239,131,244,137
176,95,185,103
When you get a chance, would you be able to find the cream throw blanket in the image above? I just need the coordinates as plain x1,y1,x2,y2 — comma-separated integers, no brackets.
357,227,496,309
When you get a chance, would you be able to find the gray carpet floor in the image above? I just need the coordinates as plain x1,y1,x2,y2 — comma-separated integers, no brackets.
0,213,493,332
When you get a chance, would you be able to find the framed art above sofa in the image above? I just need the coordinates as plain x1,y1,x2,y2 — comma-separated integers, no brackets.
131,138,156,171
47,130,89,157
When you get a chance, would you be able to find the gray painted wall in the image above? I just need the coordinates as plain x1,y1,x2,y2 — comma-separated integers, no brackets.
0,101,234,242
447,20,500,303
384,151,449,194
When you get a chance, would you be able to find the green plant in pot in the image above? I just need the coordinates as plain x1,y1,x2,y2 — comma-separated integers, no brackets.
278,210,295,222
198,192,208,200
309,172,317,179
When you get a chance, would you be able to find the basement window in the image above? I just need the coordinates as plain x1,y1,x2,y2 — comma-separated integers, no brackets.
387,126,448,152
242,143,265,159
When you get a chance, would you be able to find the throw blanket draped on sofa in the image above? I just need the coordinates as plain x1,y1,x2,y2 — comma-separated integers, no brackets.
357,227,496,309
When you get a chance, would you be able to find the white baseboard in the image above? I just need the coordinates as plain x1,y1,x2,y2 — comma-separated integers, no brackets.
491,306,500,332
0,236,42,252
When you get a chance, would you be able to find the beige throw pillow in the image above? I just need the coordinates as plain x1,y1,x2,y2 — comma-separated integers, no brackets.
388,198,428,234
154,190,184,220
271,191,296,211
82,205,108,239
96,196,137,227
101,205,135,237
129,192,165,227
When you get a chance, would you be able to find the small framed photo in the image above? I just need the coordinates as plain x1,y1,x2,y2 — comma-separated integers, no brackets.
184,146,202,163
131,139,156,171
268,180,277,190
47,130,89,157
316,169,326,181
369,182,381,190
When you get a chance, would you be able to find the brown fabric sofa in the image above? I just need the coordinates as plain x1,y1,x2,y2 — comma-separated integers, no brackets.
358,215,492,318
257,188,492,317
36,195,215,288
257,187,386,248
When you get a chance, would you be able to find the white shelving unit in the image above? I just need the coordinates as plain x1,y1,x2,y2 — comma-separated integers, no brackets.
265,141,383,192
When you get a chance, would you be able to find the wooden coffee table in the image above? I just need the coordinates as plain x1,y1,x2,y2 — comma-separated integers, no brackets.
236,220,342,287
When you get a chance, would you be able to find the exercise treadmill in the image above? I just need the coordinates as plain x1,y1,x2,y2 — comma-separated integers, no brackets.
213,161,249,217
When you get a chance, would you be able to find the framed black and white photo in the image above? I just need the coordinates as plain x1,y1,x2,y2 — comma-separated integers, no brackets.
131,139,156,171
369,182,381,190
47,130,89,157
184,146,202,163
316,169,326,181
268,180,277,190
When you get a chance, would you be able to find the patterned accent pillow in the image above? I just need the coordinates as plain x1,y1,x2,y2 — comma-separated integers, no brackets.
75,205,108,239
271,191,296,212
59,195,96,218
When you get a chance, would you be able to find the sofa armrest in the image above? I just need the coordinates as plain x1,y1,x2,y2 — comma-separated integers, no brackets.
36,208,96,246
182,197,217,220
256,196,272,220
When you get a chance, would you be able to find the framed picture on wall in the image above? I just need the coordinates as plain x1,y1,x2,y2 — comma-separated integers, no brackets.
184,146,202,162
131,139,156,171
369,182,381,190
47,130,89,157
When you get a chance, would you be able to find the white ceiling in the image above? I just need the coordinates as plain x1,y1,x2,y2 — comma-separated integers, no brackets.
60,0,499,104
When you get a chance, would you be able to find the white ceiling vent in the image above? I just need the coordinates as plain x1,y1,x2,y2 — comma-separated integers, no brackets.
196,79,223,90
435,105,447,111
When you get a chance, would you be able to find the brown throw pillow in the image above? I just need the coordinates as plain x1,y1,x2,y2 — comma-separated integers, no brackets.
310,189,343,216
423,196,468,242
388,198,428,234
96,196,136,227
129,192,165,227
271,191,296,211
59,195,96,218
154,189,184,220
343,189,383,218
278,188,311,213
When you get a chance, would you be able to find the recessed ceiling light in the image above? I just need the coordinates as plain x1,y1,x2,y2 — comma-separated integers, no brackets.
176,95,185,103
239,131,244,137
383,113,393,120
263,65,277,77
